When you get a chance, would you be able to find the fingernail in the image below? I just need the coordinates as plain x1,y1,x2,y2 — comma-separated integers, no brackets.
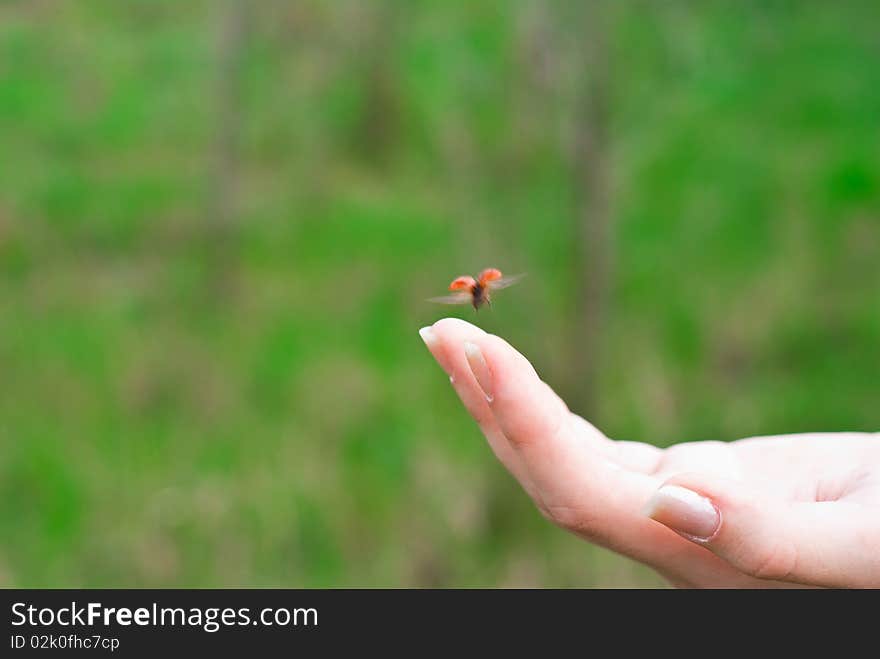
643,485,720,542
419,326,437,348
464,341,493,403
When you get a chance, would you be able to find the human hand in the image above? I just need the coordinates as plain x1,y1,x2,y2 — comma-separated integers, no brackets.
419,318,880,588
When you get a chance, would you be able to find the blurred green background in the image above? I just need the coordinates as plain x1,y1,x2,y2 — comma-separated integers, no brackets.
1,0,878,587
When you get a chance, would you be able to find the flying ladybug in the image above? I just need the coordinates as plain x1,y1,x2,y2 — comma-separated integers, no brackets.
428,268,525,311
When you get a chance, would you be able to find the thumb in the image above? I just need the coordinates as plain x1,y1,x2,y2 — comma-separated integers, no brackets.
644,472,880,588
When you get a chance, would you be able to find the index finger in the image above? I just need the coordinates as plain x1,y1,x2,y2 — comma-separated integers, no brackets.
426,319,671,562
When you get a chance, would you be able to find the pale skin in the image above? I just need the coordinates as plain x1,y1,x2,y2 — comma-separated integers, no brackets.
420,318,880,588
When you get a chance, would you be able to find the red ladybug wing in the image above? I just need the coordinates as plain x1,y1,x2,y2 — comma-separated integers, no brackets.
427,293,473,305
449,275,477,291
486,273,526,290
477,268,503,286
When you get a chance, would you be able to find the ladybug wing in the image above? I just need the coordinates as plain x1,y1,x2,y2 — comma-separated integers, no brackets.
477,268,503,286
427,293,473,305
486,273,526,290
449,275,477,291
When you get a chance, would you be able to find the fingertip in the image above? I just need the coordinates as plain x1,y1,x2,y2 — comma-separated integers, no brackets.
430,317,485,340
418,325,438,348
643,484,721,542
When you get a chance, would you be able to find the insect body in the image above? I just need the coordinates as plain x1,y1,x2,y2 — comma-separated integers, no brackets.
429,268,524,311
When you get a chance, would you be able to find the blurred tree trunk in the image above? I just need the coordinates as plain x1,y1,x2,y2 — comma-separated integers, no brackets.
570,1,612,419
206,0,249,298
353,1,401,168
